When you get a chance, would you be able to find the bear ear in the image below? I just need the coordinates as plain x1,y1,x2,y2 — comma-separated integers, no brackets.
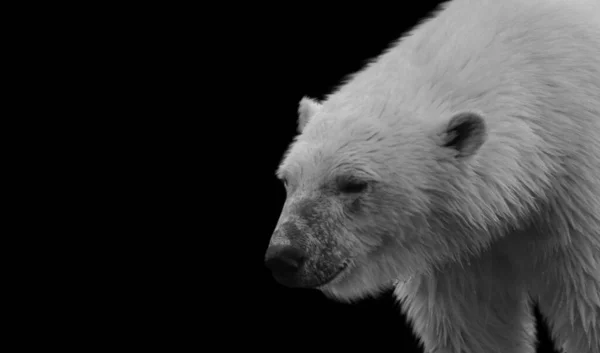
297,96,322,133
439,112,487,158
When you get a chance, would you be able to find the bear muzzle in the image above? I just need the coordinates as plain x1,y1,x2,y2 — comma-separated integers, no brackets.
265,222,348,289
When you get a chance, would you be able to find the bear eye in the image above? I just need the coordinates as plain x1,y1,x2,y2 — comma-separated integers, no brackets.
337,177,368,194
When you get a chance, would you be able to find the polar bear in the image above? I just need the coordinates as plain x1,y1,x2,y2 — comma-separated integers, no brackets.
264,0,600,352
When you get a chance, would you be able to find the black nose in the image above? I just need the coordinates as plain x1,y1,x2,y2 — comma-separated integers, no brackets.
264,244,307,287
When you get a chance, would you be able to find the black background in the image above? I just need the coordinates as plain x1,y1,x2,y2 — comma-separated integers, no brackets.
101,1,566,352
17,1,568,351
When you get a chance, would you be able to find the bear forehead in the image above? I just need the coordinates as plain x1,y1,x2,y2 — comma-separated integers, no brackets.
301,111,403,143
281,125,425,183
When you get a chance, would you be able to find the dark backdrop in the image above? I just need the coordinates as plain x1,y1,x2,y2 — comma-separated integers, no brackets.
35,1,563,352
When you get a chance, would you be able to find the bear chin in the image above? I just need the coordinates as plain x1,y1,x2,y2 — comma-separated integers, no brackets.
318,263,401,303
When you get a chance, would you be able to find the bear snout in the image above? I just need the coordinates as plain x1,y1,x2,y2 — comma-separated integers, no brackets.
266,222,349,289
264,243,308,288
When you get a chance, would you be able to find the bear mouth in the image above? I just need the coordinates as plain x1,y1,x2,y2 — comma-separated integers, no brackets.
317,262,350,288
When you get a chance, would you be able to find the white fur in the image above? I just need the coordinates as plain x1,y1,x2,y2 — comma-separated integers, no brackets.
282,0,600,352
